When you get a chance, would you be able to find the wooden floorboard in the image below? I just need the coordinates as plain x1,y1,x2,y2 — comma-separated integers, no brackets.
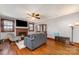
0,39,79,55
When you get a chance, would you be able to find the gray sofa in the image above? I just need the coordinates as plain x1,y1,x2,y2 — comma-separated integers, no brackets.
24,33,47,50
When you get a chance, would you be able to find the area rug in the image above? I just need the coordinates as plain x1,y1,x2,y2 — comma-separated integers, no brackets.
15,40,26,49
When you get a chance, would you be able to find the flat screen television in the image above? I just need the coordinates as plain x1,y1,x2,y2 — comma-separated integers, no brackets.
16,20,28,27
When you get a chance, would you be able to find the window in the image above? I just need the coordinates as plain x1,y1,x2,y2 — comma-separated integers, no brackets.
36,25,41,32
29,23,34,31
2,20,14,32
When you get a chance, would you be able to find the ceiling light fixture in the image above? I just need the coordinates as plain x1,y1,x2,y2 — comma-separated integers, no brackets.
31,17,36,20
74,22,79,26
68,24,74,27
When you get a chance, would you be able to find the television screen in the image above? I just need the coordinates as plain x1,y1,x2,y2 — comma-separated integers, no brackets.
16,20,27,27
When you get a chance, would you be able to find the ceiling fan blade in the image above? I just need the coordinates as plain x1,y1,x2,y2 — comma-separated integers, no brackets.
27,13,32,16
35,14,40,16
35,17,40,19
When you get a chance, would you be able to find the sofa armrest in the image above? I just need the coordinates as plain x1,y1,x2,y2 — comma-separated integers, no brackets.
24,36,35,41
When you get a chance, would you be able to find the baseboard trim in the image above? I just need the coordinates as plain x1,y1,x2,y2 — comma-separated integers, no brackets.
74,42,79,45
47,37,55,40
48,37,79,46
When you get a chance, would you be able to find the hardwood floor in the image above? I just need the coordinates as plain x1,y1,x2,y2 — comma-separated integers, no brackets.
0,39,79,55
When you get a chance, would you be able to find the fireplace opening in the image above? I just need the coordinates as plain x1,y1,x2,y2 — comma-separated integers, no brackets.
19,32,26,37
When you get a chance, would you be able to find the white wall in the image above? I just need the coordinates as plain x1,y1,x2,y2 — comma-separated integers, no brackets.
41,12,79,43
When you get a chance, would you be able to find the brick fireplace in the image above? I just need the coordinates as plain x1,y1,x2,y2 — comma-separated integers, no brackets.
16,28,28,36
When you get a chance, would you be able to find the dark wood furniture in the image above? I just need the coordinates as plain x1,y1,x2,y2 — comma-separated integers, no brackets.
55,36,70,44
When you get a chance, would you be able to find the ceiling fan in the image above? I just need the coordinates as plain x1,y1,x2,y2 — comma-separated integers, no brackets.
27,13,40,19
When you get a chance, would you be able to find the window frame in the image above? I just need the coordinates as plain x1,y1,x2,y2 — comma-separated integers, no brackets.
28,23,34,31
1,18,15,32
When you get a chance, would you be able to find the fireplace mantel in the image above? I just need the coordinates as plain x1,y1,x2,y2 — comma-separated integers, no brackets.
16,26,28,29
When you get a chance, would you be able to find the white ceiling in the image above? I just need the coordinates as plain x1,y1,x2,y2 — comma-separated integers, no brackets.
0,4,79,22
